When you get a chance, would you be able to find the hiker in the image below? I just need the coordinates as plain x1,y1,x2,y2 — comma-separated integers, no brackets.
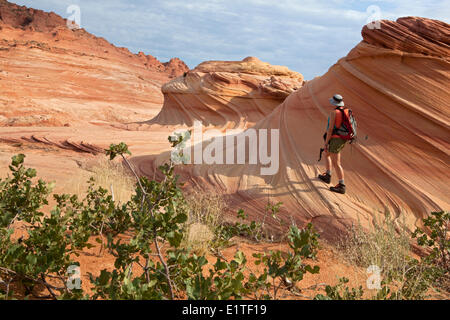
318,94,356,195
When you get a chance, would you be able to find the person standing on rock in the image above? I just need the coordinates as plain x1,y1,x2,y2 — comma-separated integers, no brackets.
318,94,352,194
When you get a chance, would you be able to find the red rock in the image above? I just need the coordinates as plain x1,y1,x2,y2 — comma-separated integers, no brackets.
361,17,450,58
0,1,448,243
0,0,66,32
163,58,190,78
151,57,304,128
140,17,450,240
0,0,189,127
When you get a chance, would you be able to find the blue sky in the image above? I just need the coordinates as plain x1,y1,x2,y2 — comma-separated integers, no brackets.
14,0,450,79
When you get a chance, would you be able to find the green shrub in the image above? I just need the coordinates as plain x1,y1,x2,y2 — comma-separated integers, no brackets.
249,224,320,299
412,211,449,276
88,141,321,300
15,138,449,300
0,154,89,299
326,210,450,300
213,209,262,248
314,277,364,300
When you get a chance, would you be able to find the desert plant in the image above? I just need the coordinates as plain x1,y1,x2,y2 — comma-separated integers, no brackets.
214,201,285,246
63,158,134,204
371,212,449,300
88,159,135,204
183,191,225,254
92,140,188,300
90,141,322,300
54,178,133,255
0,154,89,299
176,251,249,300
412,211,449,277
314,277,364,300
339,211,411,281
1,139,322,301
214,209,263,248
249,224,320,299
336,210,449,300
185,191,225,229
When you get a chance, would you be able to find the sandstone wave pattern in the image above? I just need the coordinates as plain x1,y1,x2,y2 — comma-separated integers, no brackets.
149,57,304,130
135,17,450,240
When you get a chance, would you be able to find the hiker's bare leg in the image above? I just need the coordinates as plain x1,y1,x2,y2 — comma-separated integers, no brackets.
325,150,332,173
331,152,344,181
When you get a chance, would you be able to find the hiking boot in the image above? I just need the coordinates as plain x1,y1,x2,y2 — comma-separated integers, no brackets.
318,172,331,184
330,183,346,194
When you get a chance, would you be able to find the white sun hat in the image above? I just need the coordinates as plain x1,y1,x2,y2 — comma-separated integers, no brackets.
329,94,345,107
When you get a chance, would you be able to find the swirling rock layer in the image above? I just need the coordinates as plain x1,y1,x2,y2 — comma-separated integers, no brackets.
136,17,450,240
150,57,304,129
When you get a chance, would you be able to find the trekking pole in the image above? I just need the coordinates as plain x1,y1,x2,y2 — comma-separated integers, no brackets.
318,148,325,162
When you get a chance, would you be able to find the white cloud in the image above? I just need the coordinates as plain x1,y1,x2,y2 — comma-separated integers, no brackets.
13,0,450,79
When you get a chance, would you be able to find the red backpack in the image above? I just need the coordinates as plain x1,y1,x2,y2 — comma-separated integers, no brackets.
333,107,357,142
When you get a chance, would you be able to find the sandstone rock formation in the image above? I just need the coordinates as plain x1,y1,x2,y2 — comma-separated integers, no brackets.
149,57,304,129
361,17,450,58
0,2,448,243
0,0,66,32
0,0,188,127
136,17,450,240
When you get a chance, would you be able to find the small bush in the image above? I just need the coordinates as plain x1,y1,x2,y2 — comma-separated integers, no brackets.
250,223,320,299
336,210,449,300
412,211,449,294
315,277,364,300
3,140,444,301
0,154,89,299
338,212,411,282
69,159,135,204
182,191,226,254
89,160,135,204
89,142,322,300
